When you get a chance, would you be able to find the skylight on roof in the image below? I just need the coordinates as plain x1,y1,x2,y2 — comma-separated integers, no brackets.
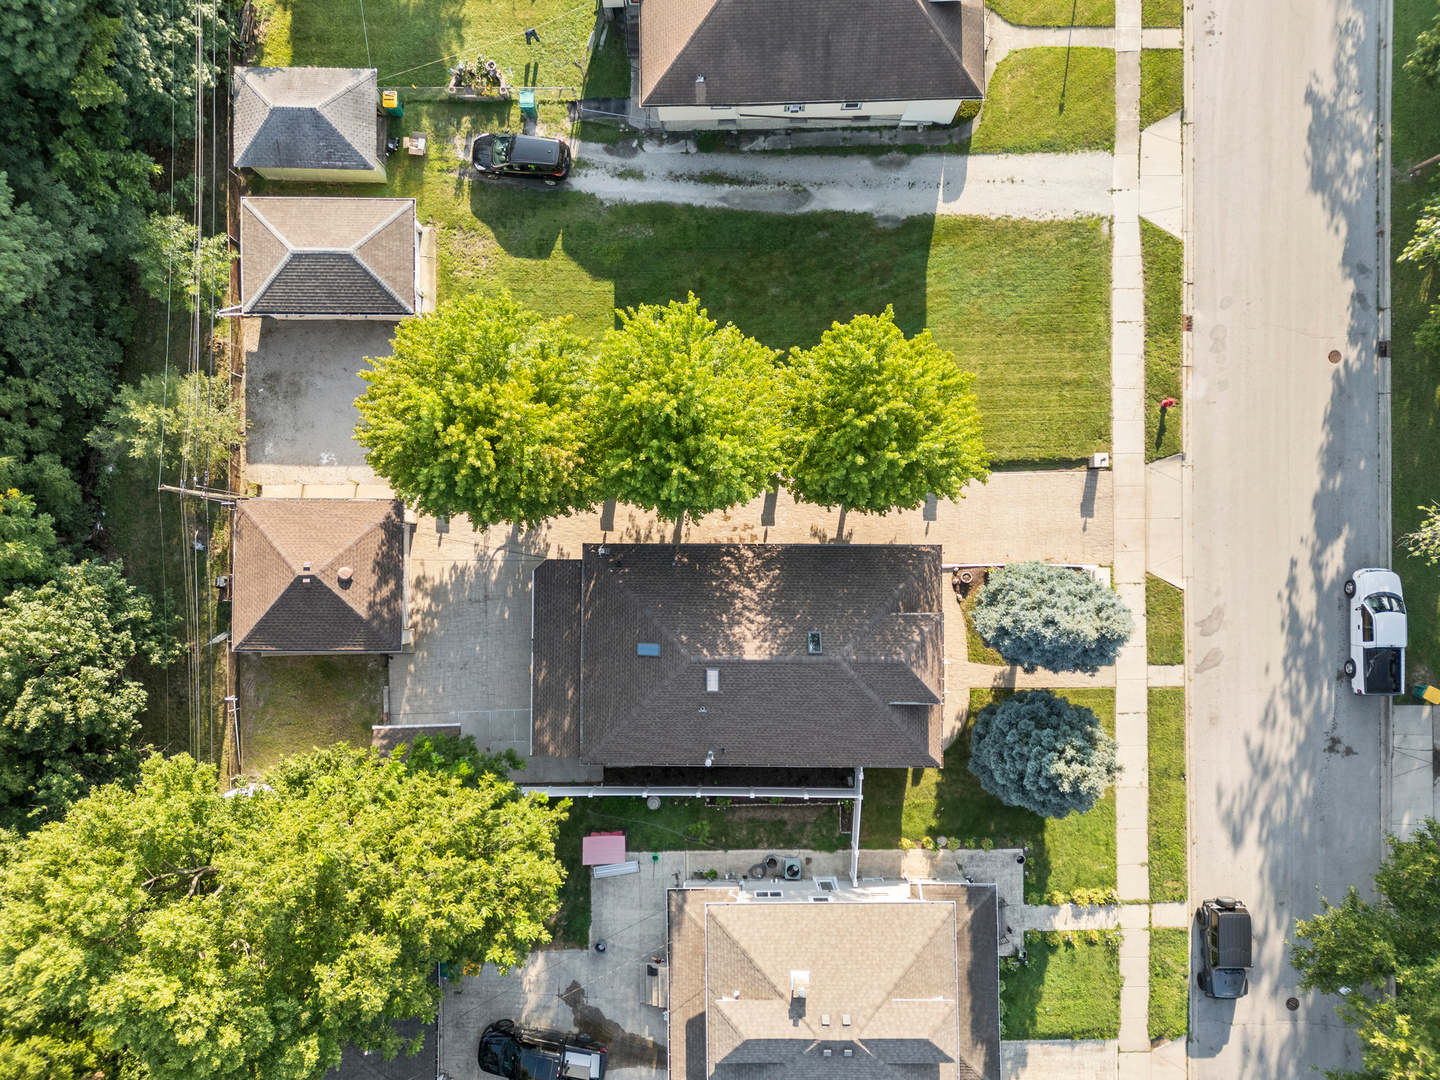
638,642,660,657
706,668,720,692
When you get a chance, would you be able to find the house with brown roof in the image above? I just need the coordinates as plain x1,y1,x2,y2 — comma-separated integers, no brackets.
639,0,984,130
231,498,411,654
530,544,944,779
667,880,1000,1080
240,196,418,319
233,67,387,183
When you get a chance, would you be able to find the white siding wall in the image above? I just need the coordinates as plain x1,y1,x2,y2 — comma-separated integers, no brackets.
255,165,387,184
652,99,966,130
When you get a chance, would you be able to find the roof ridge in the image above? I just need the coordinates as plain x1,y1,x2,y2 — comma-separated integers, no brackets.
907,0,970,73
314,67,374,114
850,907,956,1038
834,657,935,760
350,204,417,314
232,509,293,646
841,556,929,655
640,0,726,102
242,202,296,307
317,510,399,622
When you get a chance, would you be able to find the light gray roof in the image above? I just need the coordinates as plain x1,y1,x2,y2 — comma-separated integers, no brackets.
640,0,984,108
233,67,384,172
240,197,416,316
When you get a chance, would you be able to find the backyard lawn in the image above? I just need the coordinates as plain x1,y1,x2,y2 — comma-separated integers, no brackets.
236,654,387,779
986,0,1115,26
1143,219,1183,461
1146,574,1184,664
251,101,1114,466
970,48,1116,155
1001,931,1122,1039
862,688,1118,904
550,797,845,947
1148,687,1187,902
1390,0,1440,683
256,0,627,98
1149,928,1190,1041
1140,50,1184,129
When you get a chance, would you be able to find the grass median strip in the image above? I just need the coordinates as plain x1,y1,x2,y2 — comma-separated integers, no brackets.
863,689,1118,903
1146,574,1184,665
986,0,1115,25
1148,687,1187,902
1142,0,1183,26
1002,930,1122,1039
970,48,1116,155
1140,50,1184,129
1149,928,1190,1041
1142,218,1183,461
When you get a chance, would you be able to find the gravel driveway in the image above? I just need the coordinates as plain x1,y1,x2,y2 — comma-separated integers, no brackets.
569,145,1114,221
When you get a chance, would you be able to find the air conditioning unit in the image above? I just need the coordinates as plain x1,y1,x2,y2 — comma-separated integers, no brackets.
782,858,803,880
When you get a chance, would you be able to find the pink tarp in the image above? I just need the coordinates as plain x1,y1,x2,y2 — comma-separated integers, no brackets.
581,831,627,866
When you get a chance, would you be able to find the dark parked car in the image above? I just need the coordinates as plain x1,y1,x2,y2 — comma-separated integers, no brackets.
472,133,571,181
1196,897,1252,999
478,1019,607,1080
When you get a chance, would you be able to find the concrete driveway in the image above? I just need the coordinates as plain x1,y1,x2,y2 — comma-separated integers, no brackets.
1186,0,1387,1073
243,317,394,467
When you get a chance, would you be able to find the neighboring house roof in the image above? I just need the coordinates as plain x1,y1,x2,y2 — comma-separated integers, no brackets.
667,884,1000,1080
240,197,416,316
639,0,984,107
532,544,944,768
324,1017,435,1080
233,66,385,172
232,499,406,653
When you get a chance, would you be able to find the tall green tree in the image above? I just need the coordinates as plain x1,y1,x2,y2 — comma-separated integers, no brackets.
89,370,243,481
356,292,594,530
0,748,568,1080
133,213,232,315
1290,819,1440,1079
0,489,59,595
784,306,988,530
0,560,174,832
589,295,783,529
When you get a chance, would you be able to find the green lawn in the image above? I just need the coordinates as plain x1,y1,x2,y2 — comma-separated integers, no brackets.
987,0,1115,26
970,48,1116,155
251,102,1113,466
863,689,1117,904
236,654,387,780
1142,0,1182,26
550,797,845,946
1142,219,1184,461
1148,687,1187,903
1001,931,1122,1039
256,0,624,97
1140,50,1184,129
1391,0,1440,684
1149,928,1190,1041
1146,574,1184,665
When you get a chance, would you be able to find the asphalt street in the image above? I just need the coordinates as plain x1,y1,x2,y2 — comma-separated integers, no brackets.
1187,0,1388,1075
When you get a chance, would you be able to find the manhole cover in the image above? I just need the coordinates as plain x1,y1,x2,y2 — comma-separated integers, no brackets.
1286,997,1300,1011
1328,350,1342,364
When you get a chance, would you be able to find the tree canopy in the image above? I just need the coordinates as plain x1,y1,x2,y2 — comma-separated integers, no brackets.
968,690,1120,818
784,307,989,515
0,489,59,595
356,291,595,530
0,560,173,833
90,370,244,479
971,562,1135,673
1290,819,1440,1079
0,747,568,1080
588,295,784,526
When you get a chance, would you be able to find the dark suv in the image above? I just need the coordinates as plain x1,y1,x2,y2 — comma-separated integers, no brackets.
472,133,572,181
478,1019,607,1080
1196,897,1252,999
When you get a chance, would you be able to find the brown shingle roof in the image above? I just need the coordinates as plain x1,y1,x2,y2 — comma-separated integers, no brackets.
667,890,998,1080
240,197,416,316
232,499,406,653
232,67,384,173
532,560,582,756
639,0,984,108
532,544,944,768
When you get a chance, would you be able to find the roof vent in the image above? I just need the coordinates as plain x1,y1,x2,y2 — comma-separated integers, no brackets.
841,1014,851,1027
790,971,810,999
302,577,312,585
823,1050,832,1059
706,668,720,692
302,562,311,572
638,643,661,657
843,1049,853,1058
337,566,354,584
807,630,822,655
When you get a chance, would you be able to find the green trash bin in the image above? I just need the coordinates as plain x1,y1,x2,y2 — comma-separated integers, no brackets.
518,87,537,119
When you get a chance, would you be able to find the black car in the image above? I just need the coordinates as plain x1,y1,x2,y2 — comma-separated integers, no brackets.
478,1019,607,1080
472,133,571,181
1196,897,1252,999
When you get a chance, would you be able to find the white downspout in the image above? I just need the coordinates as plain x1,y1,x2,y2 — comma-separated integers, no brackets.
850,766,864,886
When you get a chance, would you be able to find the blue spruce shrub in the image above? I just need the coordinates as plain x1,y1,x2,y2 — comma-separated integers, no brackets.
968,690,1120,818
971,561,1134,673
